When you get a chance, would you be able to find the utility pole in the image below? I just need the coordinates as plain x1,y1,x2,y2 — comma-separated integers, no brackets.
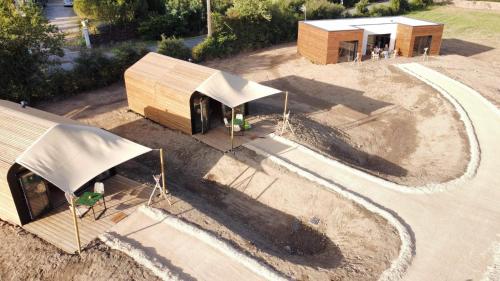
207,0,212,37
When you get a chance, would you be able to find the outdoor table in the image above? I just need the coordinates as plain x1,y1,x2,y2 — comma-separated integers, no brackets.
75,191,106,220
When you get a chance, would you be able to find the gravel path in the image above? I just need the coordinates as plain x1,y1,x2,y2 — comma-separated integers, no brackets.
244,63,500,280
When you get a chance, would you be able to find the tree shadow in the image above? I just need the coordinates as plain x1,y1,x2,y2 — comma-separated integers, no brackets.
441,38,494,57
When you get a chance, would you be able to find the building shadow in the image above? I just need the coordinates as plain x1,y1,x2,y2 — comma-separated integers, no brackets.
257,75,393,115
441,38,494,57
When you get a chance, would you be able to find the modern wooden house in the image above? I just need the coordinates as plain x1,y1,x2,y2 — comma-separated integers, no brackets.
125,53,283,140
297,16,444,64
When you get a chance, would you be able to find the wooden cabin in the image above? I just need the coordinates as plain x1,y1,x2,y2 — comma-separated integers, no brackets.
0,100,151,227
125,53,217,135
125,53,283,138
298,16,444,64
0,100,78,225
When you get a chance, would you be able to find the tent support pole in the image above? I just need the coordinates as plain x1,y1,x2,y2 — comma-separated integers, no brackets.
231,108,235,151
282,91,289,134
160,148,167,197
70,196,81,255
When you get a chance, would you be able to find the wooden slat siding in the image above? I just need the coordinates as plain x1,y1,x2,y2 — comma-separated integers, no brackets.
395,24,414,57
326,29,364,64
0,160,21,225
395,23,444,57
23,175,152,253
412,24,444,56
297,22,330,64
297,22,363,64
125,52,216,135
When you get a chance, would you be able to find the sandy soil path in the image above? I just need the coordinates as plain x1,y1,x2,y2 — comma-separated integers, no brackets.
102,206,286,281
245,63,500,280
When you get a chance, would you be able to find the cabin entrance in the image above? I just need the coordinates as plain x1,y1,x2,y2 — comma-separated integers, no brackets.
413,35,432,56
338,41,359,63
191,92,247,135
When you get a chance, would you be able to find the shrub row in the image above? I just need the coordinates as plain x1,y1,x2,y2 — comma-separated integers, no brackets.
44,44,148,101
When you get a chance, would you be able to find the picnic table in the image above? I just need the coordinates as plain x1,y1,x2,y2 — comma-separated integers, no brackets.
75,191,106,220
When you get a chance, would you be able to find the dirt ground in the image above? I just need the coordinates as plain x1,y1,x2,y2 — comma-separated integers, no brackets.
204,45,470,186
0,220,160,281
18,84,400,281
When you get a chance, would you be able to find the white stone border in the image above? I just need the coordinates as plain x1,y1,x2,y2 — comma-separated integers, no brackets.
101,205,288,281
244,141,413,281
100,231,182,281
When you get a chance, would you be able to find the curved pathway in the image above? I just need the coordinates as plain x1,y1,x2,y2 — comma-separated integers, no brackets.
244,63,500,280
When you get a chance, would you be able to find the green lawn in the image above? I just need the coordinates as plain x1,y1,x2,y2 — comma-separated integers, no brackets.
407,5,500,39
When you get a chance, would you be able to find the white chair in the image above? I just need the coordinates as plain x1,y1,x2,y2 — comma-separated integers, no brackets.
94,182,104,194
224,117,241,133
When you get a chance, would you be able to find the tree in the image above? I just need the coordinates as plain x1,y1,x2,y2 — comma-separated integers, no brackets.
0,1,64,102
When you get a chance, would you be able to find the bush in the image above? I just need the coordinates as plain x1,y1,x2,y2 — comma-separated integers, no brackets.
390,0,410,13
355,0,370,15
71,49,117,91
157,35,191,60
369,4,396,16
74,0,149,25
305,0,345,20
113,43,150,73
138,14,186,40
192,31,237,61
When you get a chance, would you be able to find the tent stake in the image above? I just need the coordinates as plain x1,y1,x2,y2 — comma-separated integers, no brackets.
70,196,81,255
231,108,235,151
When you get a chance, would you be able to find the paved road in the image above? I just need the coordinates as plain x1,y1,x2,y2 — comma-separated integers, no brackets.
245,63,500,281
44,0,80,37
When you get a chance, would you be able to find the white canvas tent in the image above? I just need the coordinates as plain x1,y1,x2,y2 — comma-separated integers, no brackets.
195,71,286,150
195,71,283,108
16,123,152,195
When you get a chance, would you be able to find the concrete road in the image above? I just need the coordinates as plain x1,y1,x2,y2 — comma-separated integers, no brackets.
44,0,80,37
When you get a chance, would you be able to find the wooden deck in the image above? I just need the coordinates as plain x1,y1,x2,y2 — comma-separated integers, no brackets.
192,116,277,152
23,175,157,253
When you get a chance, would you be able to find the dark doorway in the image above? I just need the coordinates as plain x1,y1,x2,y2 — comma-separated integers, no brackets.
367,34,391,52
191,92,248,135
338,40,358,63
413,35,432,56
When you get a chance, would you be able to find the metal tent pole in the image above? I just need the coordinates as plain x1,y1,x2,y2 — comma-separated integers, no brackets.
70,196,81,254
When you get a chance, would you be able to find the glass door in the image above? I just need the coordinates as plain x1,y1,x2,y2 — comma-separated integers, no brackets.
338,41,358,63
413,35,432,56
18,171,51,220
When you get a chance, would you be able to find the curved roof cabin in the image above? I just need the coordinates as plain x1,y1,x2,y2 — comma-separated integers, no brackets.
0,100,151,226
124,53,282,136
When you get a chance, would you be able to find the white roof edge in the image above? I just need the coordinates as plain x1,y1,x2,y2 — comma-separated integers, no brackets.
302,16,441,32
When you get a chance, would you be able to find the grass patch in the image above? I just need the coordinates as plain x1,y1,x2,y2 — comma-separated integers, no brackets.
407,5,500,39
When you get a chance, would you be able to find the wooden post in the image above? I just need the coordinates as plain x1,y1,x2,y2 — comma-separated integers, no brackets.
207,0,212,37
70,196,81,255
231,108,235,150
281,91,289,134
160,148,166,197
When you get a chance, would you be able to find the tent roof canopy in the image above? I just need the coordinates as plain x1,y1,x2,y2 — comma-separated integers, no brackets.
195,71,283,108
16,123,151,195
126,53,283,108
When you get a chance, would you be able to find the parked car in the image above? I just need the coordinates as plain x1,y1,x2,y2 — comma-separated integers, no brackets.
63,0,73,7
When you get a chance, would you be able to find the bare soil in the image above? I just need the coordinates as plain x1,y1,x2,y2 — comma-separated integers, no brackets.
21,83,402,281
0,220,160,281
204,44,470,186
